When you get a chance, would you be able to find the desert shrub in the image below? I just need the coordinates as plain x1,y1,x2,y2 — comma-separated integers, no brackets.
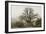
11,21,25,28
13,21,25,28
36,18,41,27
31,18,41,27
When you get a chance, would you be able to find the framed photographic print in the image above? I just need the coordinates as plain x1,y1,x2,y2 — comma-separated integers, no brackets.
5,1,45,33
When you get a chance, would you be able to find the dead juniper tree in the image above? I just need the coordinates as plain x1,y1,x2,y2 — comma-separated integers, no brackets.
23,8,34,27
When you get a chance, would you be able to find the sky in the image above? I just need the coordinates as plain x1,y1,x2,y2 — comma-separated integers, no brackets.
11,5,42,20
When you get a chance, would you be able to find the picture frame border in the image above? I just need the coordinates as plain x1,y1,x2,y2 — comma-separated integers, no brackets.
5,1,45,33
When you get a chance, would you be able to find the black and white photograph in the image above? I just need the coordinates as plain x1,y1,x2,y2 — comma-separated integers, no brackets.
5,1,45,33
11,5,42,28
